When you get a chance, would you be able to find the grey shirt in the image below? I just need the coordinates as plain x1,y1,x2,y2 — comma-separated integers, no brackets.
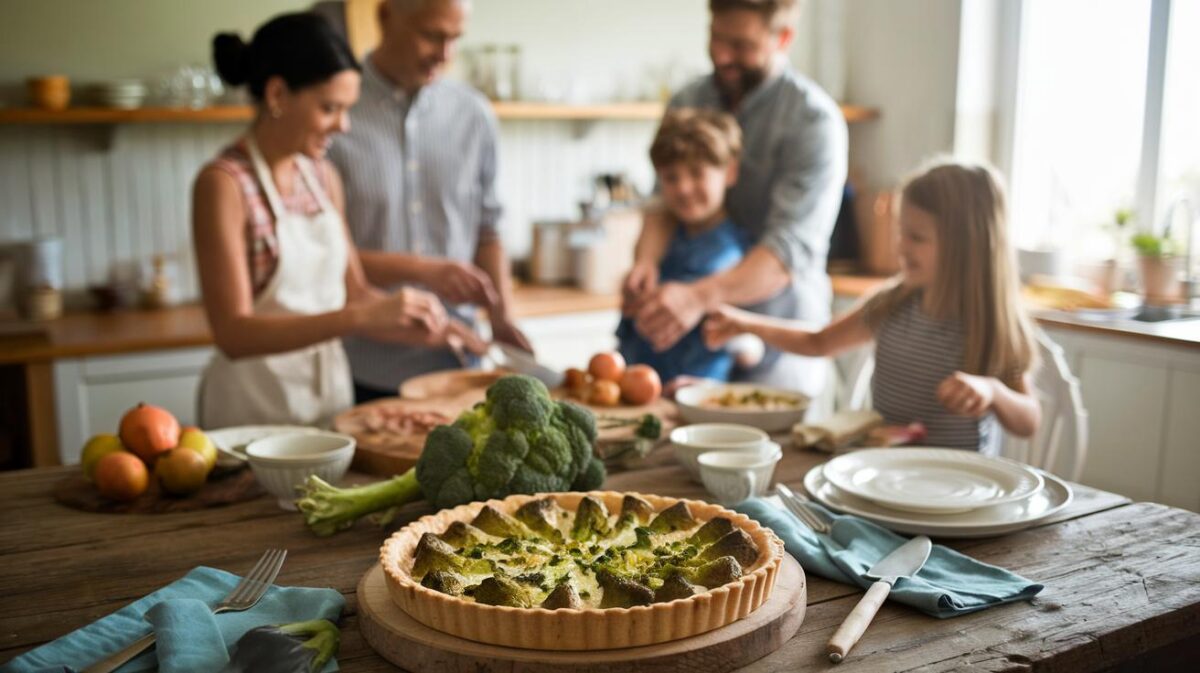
669,66,848,379
328,57,502,391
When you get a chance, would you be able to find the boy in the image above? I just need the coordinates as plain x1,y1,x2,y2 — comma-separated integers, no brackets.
617,109,762,382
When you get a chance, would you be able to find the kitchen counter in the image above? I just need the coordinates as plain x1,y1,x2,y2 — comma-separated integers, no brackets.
0,284,624,366
3,276,1197,366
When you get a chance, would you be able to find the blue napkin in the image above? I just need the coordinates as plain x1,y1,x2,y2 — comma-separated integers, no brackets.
2,566,344,673
735,498,1043,618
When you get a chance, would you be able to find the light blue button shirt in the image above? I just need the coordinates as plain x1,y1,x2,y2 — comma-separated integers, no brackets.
328,57,502,391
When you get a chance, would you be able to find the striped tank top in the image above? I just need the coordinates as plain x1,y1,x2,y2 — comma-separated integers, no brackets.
870,295,1000,454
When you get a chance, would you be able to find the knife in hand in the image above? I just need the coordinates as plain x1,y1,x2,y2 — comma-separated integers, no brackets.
827,534,933,663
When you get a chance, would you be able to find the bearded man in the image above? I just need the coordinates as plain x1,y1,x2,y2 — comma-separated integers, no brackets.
622,0,847,396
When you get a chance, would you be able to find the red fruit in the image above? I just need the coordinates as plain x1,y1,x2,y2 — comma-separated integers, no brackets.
118,403,180,465
588,352,626,383
620,365,662,406
94,452,149,502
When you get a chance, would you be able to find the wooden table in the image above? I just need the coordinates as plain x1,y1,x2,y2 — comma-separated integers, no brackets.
2,449,1198,672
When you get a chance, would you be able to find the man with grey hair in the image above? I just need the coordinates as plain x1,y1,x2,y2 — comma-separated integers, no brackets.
328,0,531,402
622,0,847,397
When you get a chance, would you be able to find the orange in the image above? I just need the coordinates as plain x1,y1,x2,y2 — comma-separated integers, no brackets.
94,452,149,502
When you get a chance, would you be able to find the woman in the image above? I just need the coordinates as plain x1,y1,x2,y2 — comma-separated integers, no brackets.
195,12,482,428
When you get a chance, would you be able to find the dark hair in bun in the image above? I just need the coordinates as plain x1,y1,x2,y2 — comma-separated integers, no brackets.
212,12,359,100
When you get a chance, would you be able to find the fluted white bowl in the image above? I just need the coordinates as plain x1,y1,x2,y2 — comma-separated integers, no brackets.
245,431,355,510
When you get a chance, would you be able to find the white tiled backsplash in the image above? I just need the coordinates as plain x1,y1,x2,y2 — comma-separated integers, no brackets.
0,118,657,302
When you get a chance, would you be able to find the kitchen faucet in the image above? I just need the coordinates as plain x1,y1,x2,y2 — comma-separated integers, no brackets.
1162,195,1198,303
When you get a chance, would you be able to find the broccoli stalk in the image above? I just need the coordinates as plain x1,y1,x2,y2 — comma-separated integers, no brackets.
295,375,605,536
296,472,421,537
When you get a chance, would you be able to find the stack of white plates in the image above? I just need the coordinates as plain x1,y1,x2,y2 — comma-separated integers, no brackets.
94,79,147,109
805,447,1073,538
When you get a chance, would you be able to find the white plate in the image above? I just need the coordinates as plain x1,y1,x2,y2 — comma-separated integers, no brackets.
803,464,1072,538
674,383,809,433
821,448,1044,514
206,425,322,468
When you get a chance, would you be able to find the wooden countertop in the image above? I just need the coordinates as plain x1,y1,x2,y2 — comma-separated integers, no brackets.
2,276,1196,365
2,449,1197,671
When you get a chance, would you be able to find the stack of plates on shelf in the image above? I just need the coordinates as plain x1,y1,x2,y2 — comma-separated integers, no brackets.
94,79,147,109
805,447,1073,538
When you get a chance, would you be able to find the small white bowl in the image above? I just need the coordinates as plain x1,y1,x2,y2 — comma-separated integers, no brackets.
245,431,355,510
699,444,783,506
675,383,810,433
670,423,771,483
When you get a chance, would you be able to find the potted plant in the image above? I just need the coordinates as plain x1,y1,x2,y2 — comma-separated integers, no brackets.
1095,209,1133,293
1131,231,1182,305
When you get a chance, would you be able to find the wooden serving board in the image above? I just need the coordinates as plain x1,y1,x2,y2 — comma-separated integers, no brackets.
358,555,806,673
53,465,263,514
345,369,682,476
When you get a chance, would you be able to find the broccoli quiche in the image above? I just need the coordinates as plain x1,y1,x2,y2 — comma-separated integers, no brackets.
380,491,785,650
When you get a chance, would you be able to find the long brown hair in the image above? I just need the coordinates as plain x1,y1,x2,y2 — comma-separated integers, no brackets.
864,159,1038,386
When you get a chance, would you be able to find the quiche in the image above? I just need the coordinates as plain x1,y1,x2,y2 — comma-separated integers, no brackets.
380,491,785,650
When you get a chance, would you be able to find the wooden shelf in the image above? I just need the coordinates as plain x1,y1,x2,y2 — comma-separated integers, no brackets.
0,105,255,124
0,102,880,125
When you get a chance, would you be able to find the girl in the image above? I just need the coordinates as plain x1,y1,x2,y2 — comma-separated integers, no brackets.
194,13,483,428
704,160,1041,453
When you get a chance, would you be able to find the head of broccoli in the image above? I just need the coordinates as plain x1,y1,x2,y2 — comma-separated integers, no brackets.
416,374,605,510
297,375,606,535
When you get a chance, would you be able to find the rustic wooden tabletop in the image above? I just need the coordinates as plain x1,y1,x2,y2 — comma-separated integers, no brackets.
1,447,1197,672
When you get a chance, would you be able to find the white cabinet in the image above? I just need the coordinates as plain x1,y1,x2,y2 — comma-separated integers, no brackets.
53,347,213,464
1041,327,1200,511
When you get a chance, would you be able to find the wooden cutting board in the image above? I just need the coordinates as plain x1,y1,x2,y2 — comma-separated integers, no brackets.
53,464,263,514
342,369,681,476
334,397,458,477
357,555,805,672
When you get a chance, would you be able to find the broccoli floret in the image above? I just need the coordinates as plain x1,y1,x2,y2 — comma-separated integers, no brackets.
474,573,535,608
697,529,759,568
471,505,533,539
541,581,585,610
654,574,702,603
630,527,654,550
421,570,466,596
439,521,489,548
297,375,604,535
571,496,611,542
647,502,696,534
688,556,744,589
620,495,655,525
688,517,734,547
597,569,655,608
515,497,566,542
412,533,491,579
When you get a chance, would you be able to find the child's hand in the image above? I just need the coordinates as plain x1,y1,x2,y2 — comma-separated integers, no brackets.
622,262,659,316
936,372,996,417
702,305,749,350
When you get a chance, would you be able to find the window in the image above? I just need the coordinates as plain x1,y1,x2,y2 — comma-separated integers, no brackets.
1002,0,1196,265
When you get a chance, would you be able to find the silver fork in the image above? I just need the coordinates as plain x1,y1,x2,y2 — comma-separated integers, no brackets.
83,549,287,673
776,483,832,534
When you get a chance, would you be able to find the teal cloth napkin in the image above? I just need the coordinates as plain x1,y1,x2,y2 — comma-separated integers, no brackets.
2,566,344,673
735,497,1043,618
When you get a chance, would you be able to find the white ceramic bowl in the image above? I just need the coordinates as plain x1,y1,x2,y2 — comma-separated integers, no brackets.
674,383,810,433
245,431,355,510
670,423,771,483
698,444,784,506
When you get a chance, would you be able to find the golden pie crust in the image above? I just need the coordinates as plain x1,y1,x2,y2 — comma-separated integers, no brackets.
379,490,785,650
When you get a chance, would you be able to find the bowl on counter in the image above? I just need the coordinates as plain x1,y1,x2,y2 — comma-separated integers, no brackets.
670,422,772,483
244,431,355,510
674,382,810,433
